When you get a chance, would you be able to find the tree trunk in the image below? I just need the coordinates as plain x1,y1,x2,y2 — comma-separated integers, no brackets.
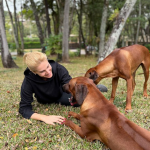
13,0,23,55
145,18,150,44
41,17,47,38
135,0,141,44
76,0,86,55
0,0,18,68
57,0,65,34
69,0,76,35
18,15,24,54
62,0,70,62
55,0,65,61
5,0,20,53
44,0,51,37
98,0,108,63
20,5,24,53
141,28,145,43
30,0,44,51
103,0,137,58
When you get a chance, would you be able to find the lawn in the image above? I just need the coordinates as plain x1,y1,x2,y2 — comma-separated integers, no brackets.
0,55,150,150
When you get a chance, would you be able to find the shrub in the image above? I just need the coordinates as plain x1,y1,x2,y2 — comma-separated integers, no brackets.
24,42,41,49
8,42,41,49
24,37,40,42
144,44,150,51
44,34,62,56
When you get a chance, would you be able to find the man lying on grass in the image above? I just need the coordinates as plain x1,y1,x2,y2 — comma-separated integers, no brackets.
19,52,107,125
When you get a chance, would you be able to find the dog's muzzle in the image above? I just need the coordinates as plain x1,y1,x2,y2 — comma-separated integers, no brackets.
68,96,77,106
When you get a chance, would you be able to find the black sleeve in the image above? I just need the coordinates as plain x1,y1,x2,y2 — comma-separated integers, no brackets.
19,78,34,119
57,63,72,85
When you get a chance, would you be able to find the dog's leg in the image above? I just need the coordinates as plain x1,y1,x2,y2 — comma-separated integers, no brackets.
68,111,81,120
109,77,119,103
141,64,149,98
64,119,85,138
131,71,136,96
125,77,133,111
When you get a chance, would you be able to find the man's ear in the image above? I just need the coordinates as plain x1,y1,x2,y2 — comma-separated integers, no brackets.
75,84,88,105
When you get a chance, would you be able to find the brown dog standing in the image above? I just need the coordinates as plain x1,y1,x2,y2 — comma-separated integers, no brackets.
85,44,150,112
63,77,150,150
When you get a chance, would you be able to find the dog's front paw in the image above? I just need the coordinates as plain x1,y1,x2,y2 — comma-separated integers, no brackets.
63,119,72,127
68,111,76,118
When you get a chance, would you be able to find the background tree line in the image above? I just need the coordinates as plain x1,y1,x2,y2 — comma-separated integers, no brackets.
0,0,150,68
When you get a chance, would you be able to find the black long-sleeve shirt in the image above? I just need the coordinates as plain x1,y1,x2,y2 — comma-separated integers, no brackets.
19,60,72,119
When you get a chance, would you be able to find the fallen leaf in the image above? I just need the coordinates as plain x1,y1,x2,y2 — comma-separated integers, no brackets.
25,139,29,143
57,135,60,138
33,146,37,150
26,119,32,124
34,137,37,141
12,133,18,138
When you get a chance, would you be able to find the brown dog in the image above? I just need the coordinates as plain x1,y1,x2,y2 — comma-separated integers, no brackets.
85,44,150,111
63,77,150,150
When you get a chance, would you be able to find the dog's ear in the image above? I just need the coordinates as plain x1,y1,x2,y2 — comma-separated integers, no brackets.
62,83,70,94
75,84,88,105
89,70,99,82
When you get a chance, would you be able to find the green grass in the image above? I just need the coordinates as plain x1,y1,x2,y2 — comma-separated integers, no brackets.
0,55,150,150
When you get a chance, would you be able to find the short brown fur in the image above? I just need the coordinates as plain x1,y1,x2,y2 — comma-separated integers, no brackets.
85,44,150,111
63,77,150,150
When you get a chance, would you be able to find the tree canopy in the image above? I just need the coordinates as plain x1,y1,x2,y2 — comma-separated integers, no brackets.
1,0,150,66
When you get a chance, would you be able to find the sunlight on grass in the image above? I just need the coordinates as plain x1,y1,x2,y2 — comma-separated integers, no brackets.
0,55,150,149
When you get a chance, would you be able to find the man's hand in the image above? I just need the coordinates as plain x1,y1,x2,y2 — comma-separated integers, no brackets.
30,113,65,125
42,115,65,125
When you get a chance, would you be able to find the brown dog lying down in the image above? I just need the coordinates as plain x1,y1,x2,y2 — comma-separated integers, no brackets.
85,44,150,112
63,77,150,150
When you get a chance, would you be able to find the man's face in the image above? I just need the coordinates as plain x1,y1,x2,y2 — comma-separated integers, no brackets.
35,60,53,78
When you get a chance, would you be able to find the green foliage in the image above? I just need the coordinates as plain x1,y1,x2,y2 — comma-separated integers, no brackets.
24,42,41,49
9,44,16,52
75,49,80,57
22,9,34,20
44,34,62,56
69,36,78,43
6,36,14,43
8,42,41,49
144,44,150,51
86,36,98,45
69,49,80,57
108,8,119,21
24,37,40,42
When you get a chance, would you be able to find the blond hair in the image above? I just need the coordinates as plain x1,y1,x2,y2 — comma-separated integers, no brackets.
23,52,47,72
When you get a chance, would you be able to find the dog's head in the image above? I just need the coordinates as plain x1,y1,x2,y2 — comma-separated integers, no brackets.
63,77,93,106
85,68,99,84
